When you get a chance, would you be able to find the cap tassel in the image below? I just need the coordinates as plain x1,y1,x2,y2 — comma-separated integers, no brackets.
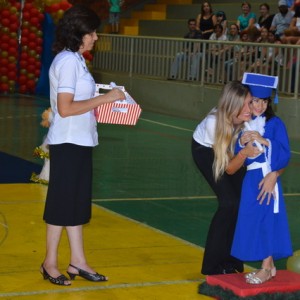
274,89,279,104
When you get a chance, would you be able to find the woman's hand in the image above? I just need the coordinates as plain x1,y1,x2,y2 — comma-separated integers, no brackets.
257,171,278,205
241,141,262,157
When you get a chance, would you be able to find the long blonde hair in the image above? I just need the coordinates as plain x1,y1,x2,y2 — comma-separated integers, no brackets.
213,81,250,181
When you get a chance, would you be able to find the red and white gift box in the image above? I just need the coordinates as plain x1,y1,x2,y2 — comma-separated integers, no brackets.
94,83,142,126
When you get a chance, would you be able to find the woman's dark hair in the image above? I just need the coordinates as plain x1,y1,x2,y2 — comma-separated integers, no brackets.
259,3,270,11
53,4,101,54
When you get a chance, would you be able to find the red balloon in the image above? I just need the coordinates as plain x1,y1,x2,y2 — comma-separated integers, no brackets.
28,41,37,49
30,17,39,26
1,43,9,51
35,46,43,54
0,58,9,66
27,79,36,89
9,23,19,32
7,63,16,71
20,52,29,60
8,47,18,57
21,36,29,45
9,14,18,23
27,64,36,73
23,12,30,21
7,71,17,80
1,9,10,18
19,75,27,85
20,60,28,68
0,67,8,74
2,34,10,42
38,13,45,22
22,28,30,36
36,37,43,46
24,3,33,10
0,83,9,92
19,84,27,93
8,38,18,48
1,18,10,27
51,4,60,12
60,1,71,10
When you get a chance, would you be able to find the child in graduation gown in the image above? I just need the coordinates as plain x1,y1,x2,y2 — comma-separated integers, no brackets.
231,73,293,284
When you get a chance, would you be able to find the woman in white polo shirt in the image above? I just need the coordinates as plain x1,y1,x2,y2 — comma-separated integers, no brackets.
40,5,125,286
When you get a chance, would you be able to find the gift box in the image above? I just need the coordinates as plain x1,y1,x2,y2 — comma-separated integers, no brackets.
94,83,142,126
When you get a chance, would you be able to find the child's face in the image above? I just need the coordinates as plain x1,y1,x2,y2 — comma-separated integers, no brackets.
251,97,268,116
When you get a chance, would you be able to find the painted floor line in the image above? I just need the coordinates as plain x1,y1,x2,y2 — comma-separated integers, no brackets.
93,193,300,203
93,195,216,202
0,279,201,297
139,118,193,132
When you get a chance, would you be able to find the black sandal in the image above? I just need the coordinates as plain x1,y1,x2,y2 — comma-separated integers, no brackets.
67,264,108,282
41,265,71,286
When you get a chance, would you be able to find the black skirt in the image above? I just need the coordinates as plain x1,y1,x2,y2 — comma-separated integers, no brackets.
43,143,93,226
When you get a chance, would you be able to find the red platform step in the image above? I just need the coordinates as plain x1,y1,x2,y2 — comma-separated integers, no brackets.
200,270,300,298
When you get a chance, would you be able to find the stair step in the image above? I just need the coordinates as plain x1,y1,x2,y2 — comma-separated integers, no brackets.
157,0,192,4
131,11,166,20
144,4,167,12
123,26,139,35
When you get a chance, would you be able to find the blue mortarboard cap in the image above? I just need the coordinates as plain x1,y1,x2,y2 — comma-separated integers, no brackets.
242,73,278,101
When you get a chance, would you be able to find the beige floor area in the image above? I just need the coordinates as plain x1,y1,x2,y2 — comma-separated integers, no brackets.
0,184,213,299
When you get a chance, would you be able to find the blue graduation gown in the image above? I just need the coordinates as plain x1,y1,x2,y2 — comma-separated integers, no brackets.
231,116,293,261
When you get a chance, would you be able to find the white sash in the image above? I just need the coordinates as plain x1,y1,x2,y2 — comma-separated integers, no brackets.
247,162,279,213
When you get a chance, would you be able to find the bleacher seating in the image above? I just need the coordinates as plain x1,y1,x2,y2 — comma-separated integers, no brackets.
107,0,280,37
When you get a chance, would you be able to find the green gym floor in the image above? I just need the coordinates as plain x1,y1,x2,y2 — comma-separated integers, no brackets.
0,94,299,299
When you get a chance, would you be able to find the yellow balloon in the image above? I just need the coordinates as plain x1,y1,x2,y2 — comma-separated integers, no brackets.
293,249,300,257
287,255,300,273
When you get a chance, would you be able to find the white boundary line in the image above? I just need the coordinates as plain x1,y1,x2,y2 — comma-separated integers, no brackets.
0,279,201,297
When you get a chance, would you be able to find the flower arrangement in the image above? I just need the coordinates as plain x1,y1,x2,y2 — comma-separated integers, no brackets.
30,107,52,184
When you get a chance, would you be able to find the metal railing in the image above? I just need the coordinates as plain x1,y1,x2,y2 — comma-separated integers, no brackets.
93,34,300,98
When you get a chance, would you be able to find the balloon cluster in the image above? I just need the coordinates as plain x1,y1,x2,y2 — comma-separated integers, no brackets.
0,0,21,93
18,1,45,93
44,0,71,24
0,0,95,95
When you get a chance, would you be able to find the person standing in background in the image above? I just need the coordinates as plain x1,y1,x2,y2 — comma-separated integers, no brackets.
108,0,124,34
196,1,217,39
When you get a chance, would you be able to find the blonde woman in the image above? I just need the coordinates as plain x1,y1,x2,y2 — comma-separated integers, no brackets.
192,81,258,275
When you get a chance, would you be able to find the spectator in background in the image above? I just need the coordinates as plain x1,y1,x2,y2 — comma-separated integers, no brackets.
270,0,294,38
237,2,257,32
257,3,275,30
108,0,124,34
169,18,202,80
281,5,300,44
223,24,241,82
216,11,228,35
196,1,217,39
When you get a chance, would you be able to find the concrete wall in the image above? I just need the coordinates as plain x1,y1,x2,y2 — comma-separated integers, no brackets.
93,70,300,139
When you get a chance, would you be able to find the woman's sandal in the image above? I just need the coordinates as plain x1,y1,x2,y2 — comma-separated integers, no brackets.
246,268,273,284
40,265,71,286
244,267,276,279
67,264,108,282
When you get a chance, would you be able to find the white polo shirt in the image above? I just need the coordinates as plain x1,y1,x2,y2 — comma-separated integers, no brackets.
193,109,216,148
47,50,98,147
